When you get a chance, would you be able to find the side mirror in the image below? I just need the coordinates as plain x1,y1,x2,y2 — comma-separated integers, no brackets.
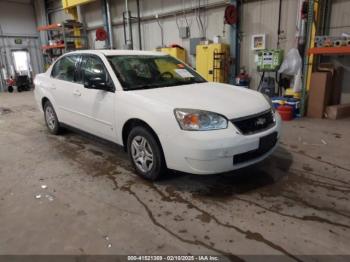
84,77,112,91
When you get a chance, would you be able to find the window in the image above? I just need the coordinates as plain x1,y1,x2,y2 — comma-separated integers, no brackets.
107,55,206,91
82,56,106,82
51,55,80,82
81,55,113,91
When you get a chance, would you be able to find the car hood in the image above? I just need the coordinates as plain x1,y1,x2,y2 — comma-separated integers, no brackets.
128,82,271,119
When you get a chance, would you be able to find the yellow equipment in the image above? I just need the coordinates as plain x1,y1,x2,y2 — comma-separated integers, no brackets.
62,0,95,8
158,47,187,63
62,0,96,48
285,88,301,99
196,43,230,83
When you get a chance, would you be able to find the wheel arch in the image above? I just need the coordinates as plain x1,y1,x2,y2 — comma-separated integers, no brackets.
41,97,50,110
122,119,165,159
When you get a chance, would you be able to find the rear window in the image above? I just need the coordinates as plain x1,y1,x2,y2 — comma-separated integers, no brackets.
51,55,80,82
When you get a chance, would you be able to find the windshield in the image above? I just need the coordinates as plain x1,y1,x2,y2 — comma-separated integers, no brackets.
107,55,206,90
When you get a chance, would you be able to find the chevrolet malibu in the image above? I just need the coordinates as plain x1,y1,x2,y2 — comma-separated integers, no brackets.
34,50,281,180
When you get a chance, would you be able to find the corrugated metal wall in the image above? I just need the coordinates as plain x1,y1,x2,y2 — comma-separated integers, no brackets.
45,0,300,89
81,0,229,66
329,0,350,104
329,0,350,36
45,0,348,95
240,0,298,89
0,0,44,91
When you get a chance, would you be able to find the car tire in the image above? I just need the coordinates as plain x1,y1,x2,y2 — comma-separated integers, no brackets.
127,126,166,181
44,101,61,135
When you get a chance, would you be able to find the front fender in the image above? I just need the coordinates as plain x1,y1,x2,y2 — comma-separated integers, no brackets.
116,93,179,147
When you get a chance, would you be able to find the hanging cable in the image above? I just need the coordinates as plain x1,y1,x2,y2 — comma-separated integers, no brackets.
156,15,164,47
196,0,207,39
277,0,282,48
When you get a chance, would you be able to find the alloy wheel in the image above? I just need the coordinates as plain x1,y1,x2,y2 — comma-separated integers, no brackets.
45,106,56,130
131,135,154,173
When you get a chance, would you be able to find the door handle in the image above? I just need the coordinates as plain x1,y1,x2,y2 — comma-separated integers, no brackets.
73,90,81,96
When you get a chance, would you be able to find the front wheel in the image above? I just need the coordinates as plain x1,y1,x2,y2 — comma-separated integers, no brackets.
44,101,61,135
127,126,166,180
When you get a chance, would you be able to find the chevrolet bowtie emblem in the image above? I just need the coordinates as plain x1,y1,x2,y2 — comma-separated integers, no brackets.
256,117,266,126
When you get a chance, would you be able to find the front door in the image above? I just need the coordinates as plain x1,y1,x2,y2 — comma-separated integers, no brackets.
77,55,116,141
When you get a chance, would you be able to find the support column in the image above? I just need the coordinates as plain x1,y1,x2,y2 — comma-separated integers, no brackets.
229,0,240,85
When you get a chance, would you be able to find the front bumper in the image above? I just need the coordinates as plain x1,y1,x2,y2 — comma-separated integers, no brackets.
160,112,282,175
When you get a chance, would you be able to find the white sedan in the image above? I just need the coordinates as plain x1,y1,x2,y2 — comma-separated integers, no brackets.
34,50,281,180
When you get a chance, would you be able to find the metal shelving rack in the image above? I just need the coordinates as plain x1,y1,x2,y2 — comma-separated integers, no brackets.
301,0,343,116
38,20,89,66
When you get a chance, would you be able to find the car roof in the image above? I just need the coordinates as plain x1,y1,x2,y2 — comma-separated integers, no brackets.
68,49,166,57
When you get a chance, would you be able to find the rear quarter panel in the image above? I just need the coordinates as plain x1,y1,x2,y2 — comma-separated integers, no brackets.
34,73,57,114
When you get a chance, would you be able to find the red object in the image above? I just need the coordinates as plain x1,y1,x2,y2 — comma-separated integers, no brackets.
37,23,61,31
6,78,15,86
170,44,184,50
237,71,249,81
224,5,237,25
96,28,108,41
277,105,294,121
301,1,309,19
41,44,65,50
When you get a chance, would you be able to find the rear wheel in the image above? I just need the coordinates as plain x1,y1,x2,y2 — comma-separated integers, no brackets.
44,101,61,135
127,126,166,180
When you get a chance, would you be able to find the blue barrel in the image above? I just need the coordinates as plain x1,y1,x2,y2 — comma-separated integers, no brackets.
271,97,287,109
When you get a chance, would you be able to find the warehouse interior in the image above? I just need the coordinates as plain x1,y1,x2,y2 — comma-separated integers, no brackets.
0,0,350,260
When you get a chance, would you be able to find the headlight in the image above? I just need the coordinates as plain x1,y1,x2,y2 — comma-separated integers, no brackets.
263,94,275,112
174,109,228,131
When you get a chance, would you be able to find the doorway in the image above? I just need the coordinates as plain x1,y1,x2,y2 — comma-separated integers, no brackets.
11,50,32,79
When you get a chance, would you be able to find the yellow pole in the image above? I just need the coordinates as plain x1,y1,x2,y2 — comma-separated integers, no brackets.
66,7,82,49
306,1,319,90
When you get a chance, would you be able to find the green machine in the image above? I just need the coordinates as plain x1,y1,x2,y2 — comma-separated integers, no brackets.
257,49,283,72
256,49,284,97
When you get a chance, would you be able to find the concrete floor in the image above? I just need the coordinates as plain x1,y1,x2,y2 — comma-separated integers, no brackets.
0,92,349,259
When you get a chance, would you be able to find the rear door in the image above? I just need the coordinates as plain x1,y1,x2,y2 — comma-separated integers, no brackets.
75,54,116,141
50,54,85,127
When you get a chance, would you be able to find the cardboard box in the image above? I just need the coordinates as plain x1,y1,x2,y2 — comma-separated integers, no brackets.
325,104,350,120
307,72,332,118
318,63,344,105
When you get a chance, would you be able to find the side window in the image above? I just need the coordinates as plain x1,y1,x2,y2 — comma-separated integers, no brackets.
51,55,79,82
81,56,114,91
82,56,107,83
51,59,61,78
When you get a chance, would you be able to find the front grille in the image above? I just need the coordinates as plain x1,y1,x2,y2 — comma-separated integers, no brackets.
231,110,275,135
233,132,278,164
